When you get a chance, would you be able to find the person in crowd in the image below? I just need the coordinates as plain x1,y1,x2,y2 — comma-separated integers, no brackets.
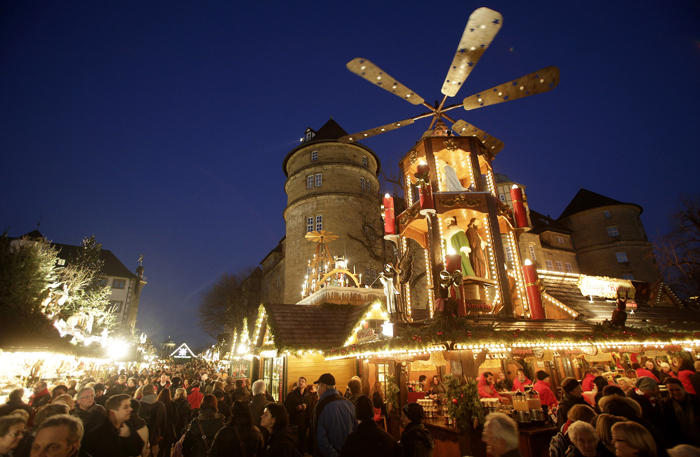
667,445,700,457
482,412,520,457
611,421,657,457
51,395,74,412
0,388,33,418
107,375,128,396
627,377,665,435
306,382,318,455
617,377,635,395
582,369,600,392
562,404,598,435
417,376,427,393
645,361,661,380
29,414,84,457
182,394,225,457
0,414,26,456
65,381,78,399
513,369,532,393
478,372,509,403
71,387,106,435
677,360,697,395
558,378,590,428
566,420,599,457
169,377,182,399
260,403,295,457
174,388,192,437
82,394,144,457
594,413,627,457
344,376,361,400
601,386,626,398
33,404,71,430
660,377,700,447
30,383,51,411
127,399,150,457
156,387,178,457
212,390,230,423
428,376,446,401
284,376,311,456
137,384,166,457
346,379,363,407
231,380,251,404
208,400,264,457
93,384,107,407
633,363,660,383
399,402,434,457
495,371,514,392
371,382,386,417
155,374,170,394
313,373,356,457
187,382,204,414
691,362,700,397
125,378,138,397
340,395,397,457
593,376,610,409
223,378,235,395
184,379,194,396
657,363,676,384
249,380,270,429
533,371,559,409
601,396,666,454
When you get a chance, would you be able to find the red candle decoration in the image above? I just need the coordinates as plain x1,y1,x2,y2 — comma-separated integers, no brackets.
416,162,430,176
510,185,530,228
445,254,462,274
383,194,395,235
522,260,545,319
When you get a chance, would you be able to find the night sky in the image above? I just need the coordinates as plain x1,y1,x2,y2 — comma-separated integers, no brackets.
2,1,699,351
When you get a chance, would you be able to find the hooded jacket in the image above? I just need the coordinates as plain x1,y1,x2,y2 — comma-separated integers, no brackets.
512,377,533,392
182,408,225,457
533,380,558,408
187,387,204,410
399,422,434,457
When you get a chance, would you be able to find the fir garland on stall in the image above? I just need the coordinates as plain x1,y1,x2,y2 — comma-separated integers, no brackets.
444,374,485,430
386,375,400,414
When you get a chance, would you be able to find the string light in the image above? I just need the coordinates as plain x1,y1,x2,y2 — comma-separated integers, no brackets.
402,237,412,317
507,231,529,316
482,218,500,307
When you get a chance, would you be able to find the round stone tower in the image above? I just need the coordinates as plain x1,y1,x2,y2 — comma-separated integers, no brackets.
282,119,384,303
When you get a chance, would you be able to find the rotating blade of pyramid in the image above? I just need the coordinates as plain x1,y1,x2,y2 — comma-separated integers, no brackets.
338,118,416,143
346,58,425,105
462,66,560,111
441,7,503,98
451,119,504,154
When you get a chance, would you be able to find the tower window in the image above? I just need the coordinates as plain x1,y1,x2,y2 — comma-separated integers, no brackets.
363,156,368,166
311,150,318,161
529,245,536,261
316,215,323,231
607,226,619,237
360,177,366,191
604,210,611,218
545,260,553,270
315,173,322,187
307,176,313,189
615,252,629,263
112,279,126,289
307,217,314,233
500,194,506,202
555,261,563,272
565,262,573,273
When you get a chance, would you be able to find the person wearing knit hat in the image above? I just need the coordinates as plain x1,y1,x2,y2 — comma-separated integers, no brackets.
627,376,665,435
556,377,588,428
400,402,434,456
533,371,558,410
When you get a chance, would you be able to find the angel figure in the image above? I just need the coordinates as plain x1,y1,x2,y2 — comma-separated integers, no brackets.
381,248,413,321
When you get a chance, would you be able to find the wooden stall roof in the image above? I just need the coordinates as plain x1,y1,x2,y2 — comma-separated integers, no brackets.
541,274,700,330
263,303,373,349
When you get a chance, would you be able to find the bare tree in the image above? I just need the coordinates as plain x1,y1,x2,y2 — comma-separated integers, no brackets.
197,267,260,339
654,194,700,301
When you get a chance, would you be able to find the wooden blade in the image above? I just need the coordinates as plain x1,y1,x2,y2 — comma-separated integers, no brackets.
347,58,425,105
451,119,504,154
338,118,416,143
441,7,503,98
462,66,560,111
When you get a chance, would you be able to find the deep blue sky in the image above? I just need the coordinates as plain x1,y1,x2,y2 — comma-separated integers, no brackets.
2,1,699,350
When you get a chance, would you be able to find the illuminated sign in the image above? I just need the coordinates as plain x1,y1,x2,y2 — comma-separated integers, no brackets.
357,328,377,343
577,276,635,299
170,343,195,359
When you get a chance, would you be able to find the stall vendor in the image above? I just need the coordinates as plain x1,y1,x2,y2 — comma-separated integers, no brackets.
428,376,446,401
478,372,509,403
533,371,558,409
512,369,532,392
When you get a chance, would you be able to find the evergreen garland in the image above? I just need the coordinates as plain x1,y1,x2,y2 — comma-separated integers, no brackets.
386,374,400,414
444,374,485,431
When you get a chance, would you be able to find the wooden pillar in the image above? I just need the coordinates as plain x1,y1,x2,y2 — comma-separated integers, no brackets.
361,360,371,395
468,138,484,191
423,139,444,301
485,196,513,317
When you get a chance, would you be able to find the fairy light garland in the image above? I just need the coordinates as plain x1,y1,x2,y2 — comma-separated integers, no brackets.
344,302,389,346
507,231,529,317
406,175,413,206
486,168,497,197
402,237,412,317
543,293,578,317
483,218,500,306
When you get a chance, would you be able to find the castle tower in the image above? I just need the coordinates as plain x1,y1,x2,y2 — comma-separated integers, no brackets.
558,188,660,282
282,119,384,303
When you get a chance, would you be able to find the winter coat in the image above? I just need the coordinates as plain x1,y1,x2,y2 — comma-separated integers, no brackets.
284,387,311,428
340,419,398,457
158,401,179,456
477,376,502,399
549,432,569,457
658,370,676,384
313,388,356,457
533,380,559,409
556,392,589,428
635,368,660,383
182,409,225,457
262,426,297,457
71,403,107,434
399,422,434,457
231,387,252,404
513,377,533,392
174,398,192,436
581,374,596,392
249,394,270,428
208,416,265,457
0,398,33,417
187,387,204,410
659,393,700,447
678,370,697,395
29,389,51,410
691,373,700,398
139,395,167,448
82,419,145,457
627,390,666,435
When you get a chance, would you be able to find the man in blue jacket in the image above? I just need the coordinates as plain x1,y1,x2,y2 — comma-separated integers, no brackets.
312,373,356,457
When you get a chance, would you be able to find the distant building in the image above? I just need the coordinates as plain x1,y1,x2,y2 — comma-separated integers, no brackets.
161,337,176,358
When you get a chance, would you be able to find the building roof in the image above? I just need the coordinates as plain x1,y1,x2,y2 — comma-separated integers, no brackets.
282,118,381,177
263,303,372,349
540,272,700,331
558,188,643,220
529,209,572,235
494,173,513,184
13,231,136,279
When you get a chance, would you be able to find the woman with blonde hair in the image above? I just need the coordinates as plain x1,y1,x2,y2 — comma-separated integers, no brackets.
371,381,386,419
594,413,627,455
616,377,634,394
611,421,656,457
